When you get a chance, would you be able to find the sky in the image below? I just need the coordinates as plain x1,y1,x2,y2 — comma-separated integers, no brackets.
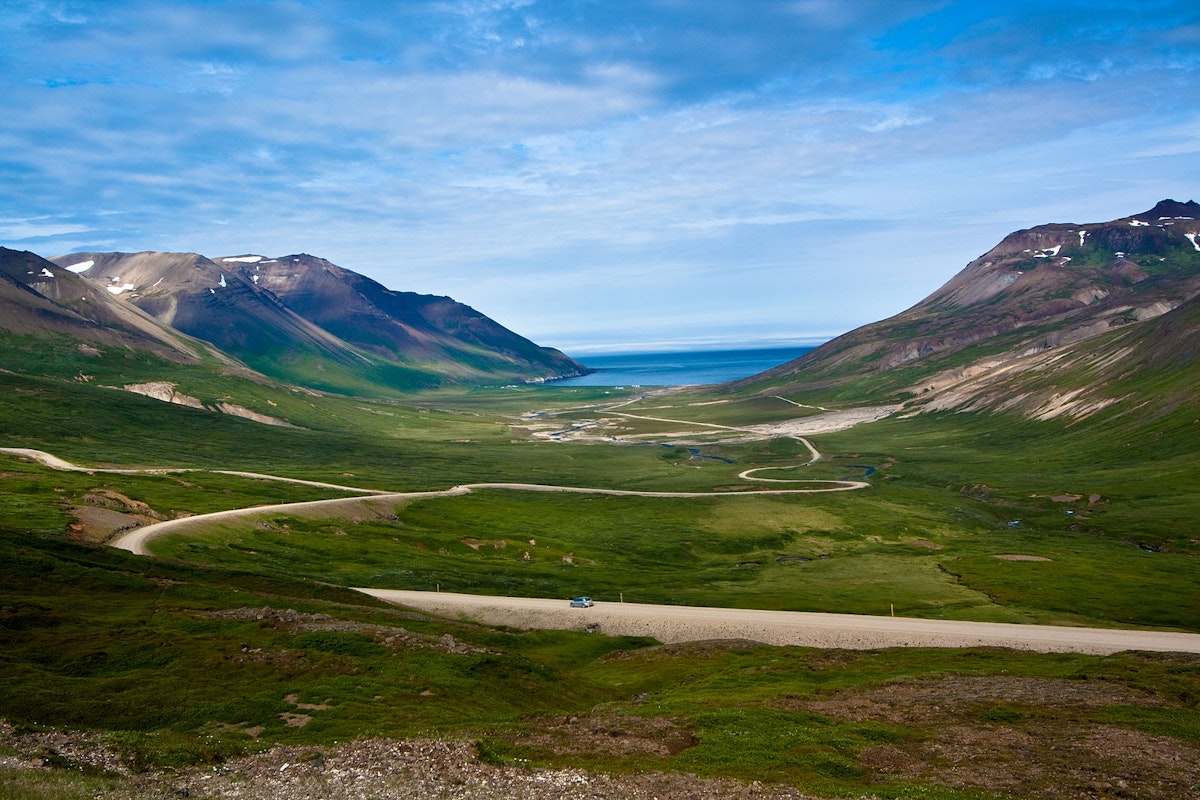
2,1,1199,355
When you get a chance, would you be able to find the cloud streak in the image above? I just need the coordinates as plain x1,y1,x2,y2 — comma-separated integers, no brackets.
2,0,1198,353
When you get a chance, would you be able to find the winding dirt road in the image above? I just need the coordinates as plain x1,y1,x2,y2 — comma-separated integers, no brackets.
9,438,1200,656
109,478,868,556
0,448,866,557
0,447,388,494
110,491,468,556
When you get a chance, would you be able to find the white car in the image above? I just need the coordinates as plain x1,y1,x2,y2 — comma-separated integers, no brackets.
569,596,594,608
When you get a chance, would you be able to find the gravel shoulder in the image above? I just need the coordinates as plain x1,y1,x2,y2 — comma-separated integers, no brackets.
359,589,1200,655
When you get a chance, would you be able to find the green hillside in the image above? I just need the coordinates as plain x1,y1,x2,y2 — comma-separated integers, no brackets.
3,340,1200,797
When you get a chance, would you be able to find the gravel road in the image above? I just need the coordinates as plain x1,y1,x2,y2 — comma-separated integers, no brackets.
13,446,1199,655
109,490,467,555
359,589,1200,655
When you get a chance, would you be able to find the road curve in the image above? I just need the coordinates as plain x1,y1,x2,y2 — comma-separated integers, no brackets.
0,447,390,494
11,446,1197,655
359,589,1200,656
0,447,91,472
0,448,867,554
108,479,868,554
110,490,469,555
460,480,868,497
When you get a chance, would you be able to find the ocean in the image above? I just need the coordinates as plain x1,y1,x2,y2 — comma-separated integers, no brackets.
552,346,816,387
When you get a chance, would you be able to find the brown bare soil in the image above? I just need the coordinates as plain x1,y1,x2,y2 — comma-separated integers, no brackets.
67,505,146,542
66,487,171,542
197,606,491,655
786,675,1200,799
512,714,698,757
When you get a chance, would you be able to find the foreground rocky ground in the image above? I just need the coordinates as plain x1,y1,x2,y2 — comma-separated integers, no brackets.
0,723,817,799
7,659,1200,800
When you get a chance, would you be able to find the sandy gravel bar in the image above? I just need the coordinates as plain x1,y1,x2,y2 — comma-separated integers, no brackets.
359,589,1200,655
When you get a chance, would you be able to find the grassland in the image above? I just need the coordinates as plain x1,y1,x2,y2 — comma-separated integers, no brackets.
4,516,1200,799
3,351,1200,798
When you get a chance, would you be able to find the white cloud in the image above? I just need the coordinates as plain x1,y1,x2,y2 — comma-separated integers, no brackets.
2,0,1198,351
0,218,94,240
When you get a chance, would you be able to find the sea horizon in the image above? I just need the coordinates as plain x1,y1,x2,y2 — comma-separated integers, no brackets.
552,345,816,387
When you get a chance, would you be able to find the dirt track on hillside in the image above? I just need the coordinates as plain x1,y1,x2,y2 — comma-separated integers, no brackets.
0,448,867,555
107,478,869,555
13,420,1200,658
110,491,468,555
359,589,1200,655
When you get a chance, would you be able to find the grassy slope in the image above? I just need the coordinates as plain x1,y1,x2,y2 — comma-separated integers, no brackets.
4,518,1200,800
3,339,1200,797
5,355,1198,632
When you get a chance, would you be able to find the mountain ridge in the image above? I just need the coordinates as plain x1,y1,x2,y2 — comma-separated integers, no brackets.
0,247,225,365
733,199,1200,423
39,249,588,392
216,252,583,379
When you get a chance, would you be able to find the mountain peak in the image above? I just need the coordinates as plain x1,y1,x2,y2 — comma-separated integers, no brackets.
736,201,1200,422
43,248,589,391
1139,199,1199,220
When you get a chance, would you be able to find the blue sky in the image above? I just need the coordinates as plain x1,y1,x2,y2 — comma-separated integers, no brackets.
3,1,1198,354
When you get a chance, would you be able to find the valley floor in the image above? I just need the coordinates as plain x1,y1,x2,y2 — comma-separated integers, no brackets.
7,443,1198,655
8,391,1200,655
4,395,1200,800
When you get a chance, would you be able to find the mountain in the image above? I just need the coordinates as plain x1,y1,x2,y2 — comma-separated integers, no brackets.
47,250,355,366
214,253,585,380
735,200,1200,421
46,250,588,391
0,247,219,364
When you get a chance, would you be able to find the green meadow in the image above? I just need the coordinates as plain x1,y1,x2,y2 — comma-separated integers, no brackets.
4,514,1200,800
2,349,1200,797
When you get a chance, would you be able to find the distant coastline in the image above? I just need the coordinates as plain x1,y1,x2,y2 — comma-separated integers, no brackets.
551,346,816,387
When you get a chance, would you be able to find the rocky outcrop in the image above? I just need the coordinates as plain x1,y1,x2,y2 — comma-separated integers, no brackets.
121,381,299,427
123,381,205,408
213,402,302,428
